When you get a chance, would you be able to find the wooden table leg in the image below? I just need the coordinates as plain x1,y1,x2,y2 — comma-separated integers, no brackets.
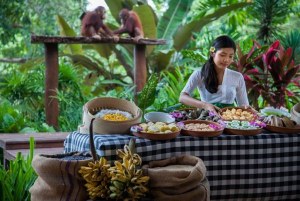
44,43,59,129
134,44,147,102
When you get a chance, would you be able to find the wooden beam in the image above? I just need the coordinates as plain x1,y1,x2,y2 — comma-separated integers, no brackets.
31,35,166,45
45,43,59,129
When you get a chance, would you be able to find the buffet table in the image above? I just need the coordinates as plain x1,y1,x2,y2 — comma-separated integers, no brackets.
64,131,300,201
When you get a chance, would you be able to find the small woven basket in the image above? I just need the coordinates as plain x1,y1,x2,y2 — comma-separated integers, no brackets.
78,97,142,134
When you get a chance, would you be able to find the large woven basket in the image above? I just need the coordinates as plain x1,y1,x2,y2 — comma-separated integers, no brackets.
78,97,142,134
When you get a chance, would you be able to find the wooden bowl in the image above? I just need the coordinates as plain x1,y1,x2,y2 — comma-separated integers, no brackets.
264,124,300,134
219,107,257,121
224,127,262,136
132,130,180,141
181,120,224,137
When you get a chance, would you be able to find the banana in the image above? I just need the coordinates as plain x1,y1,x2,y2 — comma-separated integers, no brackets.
113,180,125,190
80,143,149,200
109,192,118,199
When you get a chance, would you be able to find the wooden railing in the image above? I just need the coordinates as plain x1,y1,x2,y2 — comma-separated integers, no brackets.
0,132,70,168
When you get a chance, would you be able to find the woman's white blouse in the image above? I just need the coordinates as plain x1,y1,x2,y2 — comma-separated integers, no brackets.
181,68,249,106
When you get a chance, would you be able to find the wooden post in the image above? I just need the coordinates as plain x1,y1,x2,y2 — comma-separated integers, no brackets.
44,43,59,129
134,44,147,96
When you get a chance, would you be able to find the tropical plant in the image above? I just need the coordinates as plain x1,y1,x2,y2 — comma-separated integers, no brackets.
233,40,300,109
137,74,159,115
150,66,196,112
0,137,37,201
0,0,87,57
279,30,300,64
0,60,87,132
249,0,296,45
0,99,25,133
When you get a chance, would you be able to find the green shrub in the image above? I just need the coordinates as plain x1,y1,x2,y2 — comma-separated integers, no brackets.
0,137,37,201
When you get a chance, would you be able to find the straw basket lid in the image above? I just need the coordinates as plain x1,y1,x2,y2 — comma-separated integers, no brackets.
79,97,142,134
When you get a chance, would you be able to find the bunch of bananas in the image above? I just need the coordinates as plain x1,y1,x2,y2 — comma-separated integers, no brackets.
78,157,111,200
109,145,150,200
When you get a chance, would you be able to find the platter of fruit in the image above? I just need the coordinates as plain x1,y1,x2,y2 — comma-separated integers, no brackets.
180,120,224,137
130,122,181,140
223,120,264,136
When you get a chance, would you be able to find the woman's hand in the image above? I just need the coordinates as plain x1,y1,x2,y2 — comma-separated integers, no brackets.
243,105,258,113
204,103,218,113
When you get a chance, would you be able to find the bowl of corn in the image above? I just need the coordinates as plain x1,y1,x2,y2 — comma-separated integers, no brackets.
78,97,142,134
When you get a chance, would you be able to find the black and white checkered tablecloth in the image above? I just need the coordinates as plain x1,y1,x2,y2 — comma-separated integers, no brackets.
64,131,300,201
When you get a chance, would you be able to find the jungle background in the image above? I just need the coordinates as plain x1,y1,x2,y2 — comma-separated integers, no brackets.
0,0,300,133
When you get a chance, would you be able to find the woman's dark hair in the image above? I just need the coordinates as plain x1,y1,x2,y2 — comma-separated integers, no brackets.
201,35,236,93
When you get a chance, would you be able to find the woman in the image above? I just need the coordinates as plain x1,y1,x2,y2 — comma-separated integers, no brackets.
179,35,249,113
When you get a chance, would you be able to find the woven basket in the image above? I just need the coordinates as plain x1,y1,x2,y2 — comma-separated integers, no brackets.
78,97,142,134
291,103,300,125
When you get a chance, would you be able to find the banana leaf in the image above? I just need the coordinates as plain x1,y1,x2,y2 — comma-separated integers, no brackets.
173,2,251,50
150,49,174,72
56,15,83,55
105,0,134,21
157,0,193,50
63,54,110,78
133,5,157,55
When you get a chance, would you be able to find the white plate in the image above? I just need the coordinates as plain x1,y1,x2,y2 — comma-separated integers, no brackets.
144,112,175,124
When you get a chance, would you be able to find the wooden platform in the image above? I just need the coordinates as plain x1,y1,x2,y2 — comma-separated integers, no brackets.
0,132,69,167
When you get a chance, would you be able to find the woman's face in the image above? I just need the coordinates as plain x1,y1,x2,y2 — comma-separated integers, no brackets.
212,48,235,70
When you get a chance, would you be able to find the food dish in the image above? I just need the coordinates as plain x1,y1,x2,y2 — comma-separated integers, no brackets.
181,120,224,137
264,124,300,134
132,130,180,140
224,127,262,136
219,107,257,121
260,107,291,118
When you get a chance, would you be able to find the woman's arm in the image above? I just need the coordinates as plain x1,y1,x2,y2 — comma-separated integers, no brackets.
236,75,249,106
179,92,217,112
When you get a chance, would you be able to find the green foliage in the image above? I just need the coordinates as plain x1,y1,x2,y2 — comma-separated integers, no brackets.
0,61,88,132
156,0,193,49
173,2,251,50
150,66,195,112
50,62,88,131
137,74,159,114
56,15,83,55
249,0,296,45
0,99,25,133
0,0,87,58
0,0,30,45
0,137,37,201
279,30,300,64
232,40,300,109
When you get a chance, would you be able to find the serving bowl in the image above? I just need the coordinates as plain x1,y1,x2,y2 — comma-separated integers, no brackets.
144,112,175,124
